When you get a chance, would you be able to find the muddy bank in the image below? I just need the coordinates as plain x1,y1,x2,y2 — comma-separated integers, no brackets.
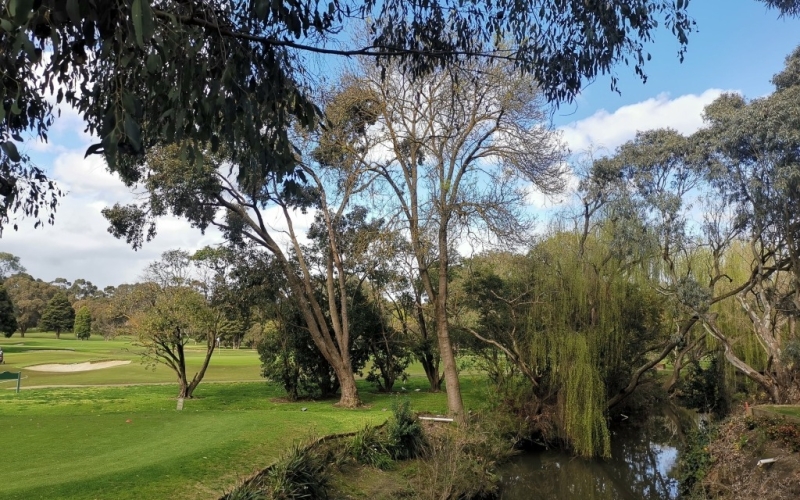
686,413,800,499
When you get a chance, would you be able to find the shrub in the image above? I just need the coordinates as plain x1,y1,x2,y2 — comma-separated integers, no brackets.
412,420,513,500
386,399,425,460
677,424,715,498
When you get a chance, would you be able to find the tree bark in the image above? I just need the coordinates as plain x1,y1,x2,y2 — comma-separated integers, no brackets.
607,339,678,410
336,366,361,407
701,315,784,404
186,336,216,398
435,226,465,422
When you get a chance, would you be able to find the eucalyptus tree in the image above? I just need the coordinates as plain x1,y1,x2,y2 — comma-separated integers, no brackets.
0,0,699,232
571,128,766,407
327,57,567,419
104,133,388,406
0,252,25,280
2,272,57,335
686,47,800,403
590,47,800,403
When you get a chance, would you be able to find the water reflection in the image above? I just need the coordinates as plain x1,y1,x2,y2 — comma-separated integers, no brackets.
499,408,691,500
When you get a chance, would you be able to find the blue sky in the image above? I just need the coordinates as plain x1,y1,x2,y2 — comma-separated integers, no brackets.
2,2,799,287
555,0,800,126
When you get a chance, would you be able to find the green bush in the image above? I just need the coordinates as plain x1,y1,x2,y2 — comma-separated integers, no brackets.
677,425,715,498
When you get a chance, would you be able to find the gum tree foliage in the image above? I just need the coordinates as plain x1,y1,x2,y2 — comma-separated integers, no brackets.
100,87,391,407
2,272,57,335
0,252,25,279
0,285,17,337
592,46,800,403
73,304,91,340
39,290,75,338
0,0,700,232
690,47,800,403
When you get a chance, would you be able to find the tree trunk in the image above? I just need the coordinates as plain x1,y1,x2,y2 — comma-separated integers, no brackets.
336,364,361,407
435,238,465,421
414,300,442,391
663,329,706,393
701,316,784,404
420,352,442,391
185,337,216,399
55,330,60,339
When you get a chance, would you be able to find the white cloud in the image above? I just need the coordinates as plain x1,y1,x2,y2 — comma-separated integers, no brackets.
526,165,579,209
51,151,133,199
559,89,732,154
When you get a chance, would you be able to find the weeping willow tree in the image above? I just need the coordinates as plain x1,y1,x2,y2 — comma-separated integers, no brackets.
459,226,665,458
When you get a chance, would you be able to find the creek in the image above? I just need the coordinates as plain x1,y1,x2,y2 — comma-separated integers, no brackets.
498,406,700,499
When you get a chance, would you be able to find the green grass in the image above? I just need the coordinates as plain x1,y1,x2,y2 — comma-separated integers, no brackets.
760,405,800,420
0,332,262,387
0,334,490,500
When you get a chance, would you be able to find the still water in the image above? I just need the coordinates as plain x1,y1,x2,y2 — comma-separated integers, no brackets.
499,407,694,500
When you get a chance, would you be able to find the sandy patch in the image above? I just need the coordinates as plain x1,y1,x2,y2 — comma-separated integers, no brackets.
26,360,132,372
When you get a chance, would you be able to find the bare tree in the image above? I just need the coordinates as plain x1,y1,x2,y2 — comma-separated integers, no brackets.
328,58,567,419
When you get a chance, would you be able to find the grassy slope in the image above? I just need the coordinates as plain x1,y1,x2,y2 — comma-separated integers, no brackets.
0,334,487,500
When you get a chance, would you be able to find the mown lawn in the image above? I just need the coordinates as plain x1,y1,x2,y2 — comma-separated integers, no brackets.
0,332,262,387
760,405,800,421
0,335,489,500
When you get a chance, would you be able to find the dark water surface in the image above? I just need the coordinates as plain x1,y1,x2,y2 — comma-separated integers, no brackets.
498,408,694,499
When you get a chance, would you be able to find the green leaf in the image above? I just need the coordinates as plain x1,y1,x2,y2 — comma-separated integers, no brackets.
9,0,35,25
66,0,81,24
145,53,162,73
131,0,155,48
1,141,22,163
124,115,142,152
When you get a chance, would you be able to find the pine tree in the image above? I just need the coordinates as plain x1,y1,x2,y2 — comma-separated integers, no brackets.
0,286,17,338
73,306,92,340
39,292,75,339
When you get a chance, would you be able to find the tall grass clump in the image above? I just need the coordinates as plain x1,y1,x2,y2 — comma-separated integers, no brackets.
222,441,327,500
386,398,426,460
344,424,392,469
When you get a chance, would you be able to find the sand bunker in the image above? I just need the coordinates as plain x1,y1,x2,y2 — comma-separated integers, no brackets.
26,360,131,372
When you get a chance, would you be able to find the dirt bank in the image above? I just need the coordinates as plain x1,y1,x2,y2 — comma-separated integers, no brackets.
699,414,800,499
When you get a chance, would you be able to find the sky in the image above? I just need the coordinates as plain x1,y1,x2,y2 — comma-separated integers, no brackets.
2,1,800,288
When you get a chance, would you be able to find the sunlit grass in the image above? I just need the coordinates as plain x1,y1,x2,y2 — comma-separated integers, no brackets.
0,335,490,499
